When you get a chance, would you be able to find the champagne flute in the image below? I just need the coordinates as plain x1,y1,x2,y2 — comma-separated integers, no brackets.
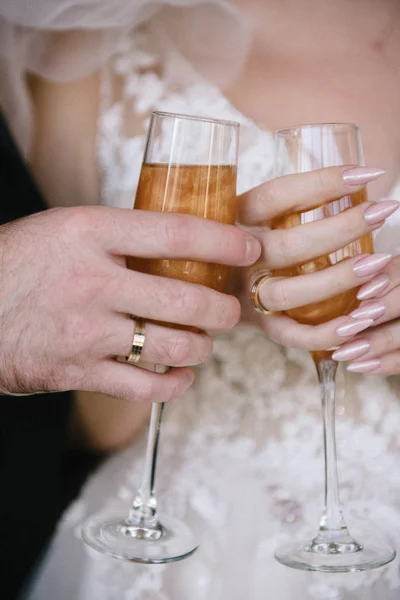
82,111,239,564
273,123,396,572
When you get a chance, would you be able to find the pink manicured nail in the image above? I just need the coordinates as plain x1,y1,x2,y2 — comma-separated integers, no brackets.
353,253,392,277
350,301,386,320
357,273,390,300
347,359,381,373
364,200,400,224
332,339,370,362
343,167,385,186
336,318,374,337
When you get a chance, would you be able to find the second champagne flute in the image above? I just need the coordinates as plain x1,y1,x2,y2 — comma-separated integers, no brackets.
273,123,396,573
82,111,239,564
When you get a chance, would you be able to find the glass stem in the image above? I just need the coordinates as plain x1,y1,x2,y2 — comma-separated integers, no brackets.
126,402,165,531
311,359,361,553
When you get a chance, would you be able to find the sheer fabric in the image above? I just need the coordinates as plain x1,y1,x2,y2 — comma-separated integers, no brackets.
0,0,251,155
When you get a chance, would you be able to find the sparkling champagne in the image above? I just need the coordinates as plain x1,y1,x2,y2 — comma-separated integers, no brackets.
128,163,238,292
271,188,373,325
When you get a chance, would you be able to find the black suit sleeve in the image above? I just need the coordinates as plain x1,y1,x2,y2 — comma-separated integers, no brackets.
0,114,100,600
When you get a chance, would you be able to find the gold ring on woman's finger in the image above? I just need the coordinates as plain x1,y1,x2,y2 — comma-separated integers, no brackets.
250,272,276,316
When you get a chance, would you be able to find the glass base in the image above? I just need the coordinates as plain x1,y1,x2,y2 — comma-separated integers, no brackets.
82,512,199,564
275,538,396,573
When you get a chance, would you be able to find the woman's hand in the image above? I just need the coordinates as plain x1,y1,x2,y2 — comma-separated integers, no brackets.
0,205,261,401
238,165,399,352
330,255,400,375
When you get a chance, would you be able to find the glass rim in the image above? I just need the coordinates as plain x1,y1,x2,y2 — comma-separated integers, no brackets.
276,122,360,136
152,110,240,128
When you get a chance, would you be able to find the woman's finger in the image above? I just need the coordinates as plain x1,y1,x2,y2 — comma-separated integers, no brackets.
105,316,213,368
240,165,385,225
349,283,400,327
332,318,400,364
86,359,195,403
110,267,241,332
331,272,400,363
346,350,400,376
254,254,392,313
260,313,373,351
260,202,397,270
357,255,400,300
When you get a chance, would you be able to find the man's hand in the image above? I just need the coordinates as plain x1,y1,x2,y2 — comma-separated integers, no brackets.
0,206,260,402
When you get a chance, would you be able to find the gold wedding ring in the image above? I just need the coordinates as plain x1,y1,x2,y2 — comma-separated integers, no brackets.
250,273,275,316
125,317,146,364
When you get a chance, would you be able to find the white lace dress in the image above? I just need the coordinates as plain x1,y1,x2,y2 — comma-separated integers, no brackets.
28,30,400,600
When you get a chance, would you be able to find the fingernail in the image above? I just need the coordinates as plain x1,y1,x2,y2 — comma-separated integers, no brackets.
364,200,400,224
350,301,386,320
347,359,381,373
343,166,385,186
336,318,374,337
246,236,261,264
332,339,370,361
357,273,390,300
353,253,392,277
